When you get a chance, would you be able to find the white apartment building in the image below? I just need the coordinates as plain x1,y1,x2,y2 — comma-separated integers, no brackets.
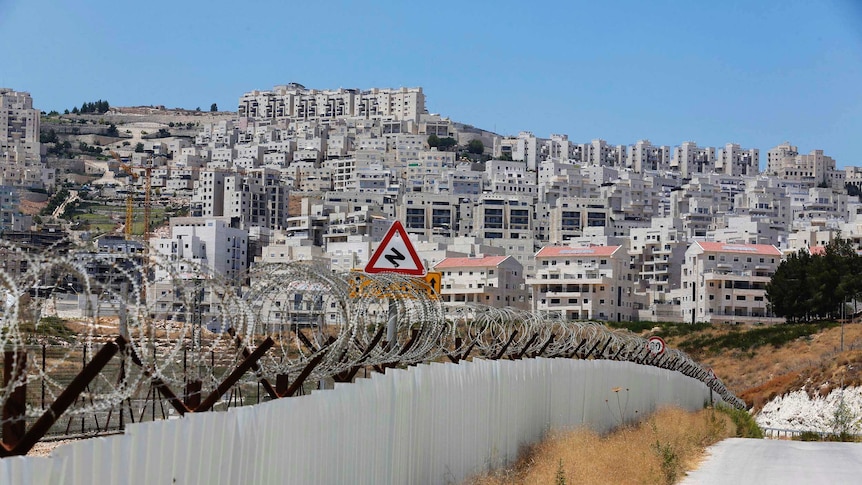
672,142,715,178
148,217,249,328
528,245,634,322
424,165,483,196
629,218,687,298
151,217,248,282
576,139,626,168
238,84,426,123
401,192,469,239
716,143,759,177
680,242,782,324
547,134,576,162
547,197,613,243
628,140,671,173
0,88,50,188
474,194,534,241
767,142,844,189
434,255,529,311
224,168,288,230
0,88,40,160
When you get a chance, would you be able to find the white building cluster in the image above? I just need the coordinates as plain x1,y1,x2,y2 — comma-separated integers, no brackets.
11,84,861,324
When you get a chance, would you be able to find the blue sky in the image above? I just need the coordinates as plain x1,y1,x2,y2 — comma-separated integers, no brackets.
2,0,861,167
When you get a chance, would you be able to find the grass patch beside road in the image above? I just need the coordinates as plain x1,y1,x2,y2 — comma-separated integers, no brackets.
464,407,736,485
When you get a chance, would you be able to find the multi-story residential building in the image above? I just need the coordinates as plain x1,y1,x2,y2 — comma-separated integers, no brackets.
424,165,483,196
400,192,468,239
224,168,288,230
434,255,529,310
767,142,845,189
238,84,427,123
716,143,759,177
709,215,786,246
547,197,614,243
629,217,687,298
547,134,576,162
528,245,634,321
0,186,31,231
679,241,782,324
0,88,40,161
672,142,715,178
0,88,51,188
474,194,534,241
628,139,671,173
149,217,249,327
576,139,626,168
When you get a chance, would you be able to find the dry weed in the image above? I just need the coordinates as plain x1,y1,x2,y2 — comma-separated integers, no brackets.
463,407,733,485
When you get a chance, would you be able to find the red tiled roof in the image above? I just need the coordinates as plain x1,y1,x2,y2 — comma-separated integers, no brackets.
535,246,621,258
807,245,826,255
434,256,510,269
695,241,781,256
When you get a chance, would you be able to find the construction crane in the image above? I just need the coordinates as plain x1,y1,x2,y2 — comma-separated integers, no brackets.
111,150,137,240
111,150,152,241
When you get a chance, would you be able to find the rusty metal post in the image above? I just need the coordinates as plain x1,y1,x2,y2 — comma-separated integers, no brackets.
515,333,540,359
41,344,46,410
196,337,274,412
185,380,202,410
2,351,27,450
275,374,289,396
492,330,519,360
2,336,124,457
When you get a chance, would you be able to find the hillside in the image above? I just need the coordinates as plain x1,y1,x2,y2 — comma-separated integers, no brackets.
610,321,862,411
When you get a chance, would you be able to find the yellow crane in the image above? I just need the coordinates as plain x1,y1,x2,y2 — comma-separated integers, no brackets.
110,151,137,240
111,150,152,241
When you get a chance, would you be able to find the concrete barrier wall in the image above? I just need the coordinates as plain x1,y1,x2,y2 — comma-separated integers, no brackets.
0,358,718,485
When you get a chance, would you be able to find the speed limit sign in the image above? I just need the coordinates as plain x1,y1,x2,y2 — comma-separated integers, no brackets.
647,336,666,355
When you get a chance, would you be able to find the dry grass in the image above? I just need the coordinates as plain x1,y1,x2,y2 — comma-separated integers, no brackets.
664,322,862,410
464,407,733,485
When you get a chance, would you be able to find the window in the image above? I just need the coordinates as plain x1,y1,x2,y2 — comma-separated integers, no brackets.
736,295,745,301
725,295,731,300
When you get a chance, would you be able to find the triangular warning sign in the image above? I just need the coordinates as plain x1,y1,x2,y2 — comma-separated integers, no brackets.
365,220,425,275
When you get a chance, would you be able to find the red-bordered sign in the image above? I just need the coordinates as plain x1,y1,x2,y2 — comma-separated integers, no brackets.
647,336,666,355
364,221,425,276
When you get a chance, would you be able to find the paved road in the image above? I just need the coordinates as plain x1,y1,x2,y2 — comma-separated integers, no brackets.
681,438,862,485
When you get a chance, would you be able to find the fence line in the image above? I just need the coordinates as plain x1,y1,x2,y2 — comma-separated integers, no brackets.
1,357,719,485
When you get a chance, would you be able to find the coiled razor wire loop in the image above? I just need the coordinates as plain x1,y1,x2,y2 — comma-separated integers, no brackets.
0,239,744,433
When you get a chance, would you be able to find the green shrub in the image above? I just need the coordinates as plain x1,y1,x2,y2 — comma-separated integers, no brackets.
717,406,764,439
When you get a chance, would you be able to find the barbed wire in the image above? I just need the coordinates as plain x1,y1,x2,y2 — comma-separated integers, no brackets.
0,239,744,430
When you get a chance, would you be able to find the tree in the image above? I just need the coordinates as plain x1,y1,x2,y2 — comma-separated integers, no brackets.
105,124,119,137
210,103,218,112
467,139,484,155
767,236,862,322
40,129,58,144
134,142,145,153
71,107,79,115
438,137,457,151
427,134,440,148
63,109,70,115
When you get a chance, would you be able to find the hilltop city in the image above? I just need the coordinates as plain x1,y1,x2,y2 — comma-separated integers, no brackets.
1,84,858,327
